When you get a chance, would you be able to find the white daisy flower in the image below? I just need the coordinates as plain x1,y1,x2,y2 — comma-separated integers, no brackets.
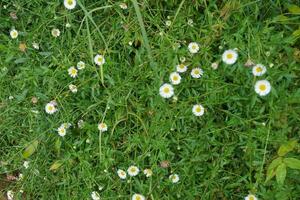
117,169,127,179
222,49,238,65
64,0,76,10
68,66,78,78
32,42,39,50
159,83,174,99
7,190,14,200
169,174,179,183
45,102,57,114
77,61,85,70
91,191,100,200
191,68,204,78
23,161,30,169
192,104,204,116
127,165,139,177
98,122,108,132
255,80,271,96
61,123,72,129
245,194,258,200
188,42,199,54
169,72,181,85
252,64,266,76
176,63,187,73
94,54,105,66
132,194,145,200
166,20,172,27
51,28,60,37
211,62,218,70
10,29,18,39
179,56,186,63
69,84,78,93
57,126,66,137
77,119,84,128
119,3,127,9
143,168,153,177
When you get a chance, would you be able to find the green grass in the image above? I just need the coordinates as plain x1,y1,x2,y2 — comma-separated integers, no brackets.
1,0,300,199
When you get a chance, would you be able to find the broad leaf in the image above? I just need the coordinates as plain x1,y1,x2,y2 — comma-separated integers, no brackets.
22,140,39,158
50,160,63,171
266,157,282,183
276,163,287,185
278,139,298,156
287,4,300,14
284,158,300,170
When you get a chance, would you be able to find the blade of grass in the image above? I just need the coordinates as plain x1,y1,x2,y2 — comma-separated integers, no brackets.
131,0,155,67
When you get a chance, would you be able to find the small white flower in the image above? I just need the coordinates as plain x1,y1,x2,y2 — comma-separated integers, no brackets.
119,3,127,9
127,165,139,177
222,49,238,65
143,168,153,177
169,174,179,183
117,169,127,179
187,19,193,26
66,23,71,28
77,119,84,128
128,41,133,46
252,64,266,76
255,80,271,96
77,61,85,70
269,63,274,68
132,194,145,200
176,63,187,73
165,20,172,27
32,42,39,50
192,104,204,116
191,68,204,78
57,126,66,137
10,29,18,39
98,122,108,132
188,42,199,54
91,191,100,200
69,84,78,93
94,54,105,66
211,62,218,70
64,0,76,10
244,194,258,200
23,161,30,169
61,123,71,129
7,190,14,200
169,72,181,85
45,102,57,114
179,56,186,63
51,28,60,37
8,95,14,100
68,66,78,78
18,173,23,180
159,83,174,99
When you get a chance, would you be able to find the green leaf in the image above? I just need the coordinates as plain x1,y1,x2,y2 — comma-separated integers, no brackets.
54,138,61,156
278,139,298,156
276,163,287,185
292,29,300,37
284,158,300,170
266,157,283,183
50,160,63,171
22,140,39,158
287,4,300,14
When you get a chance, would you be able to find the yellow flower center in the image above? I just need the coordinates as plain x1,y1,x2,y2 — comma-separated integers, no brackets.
256,67,262,72
179,64,184,69
130,168,136,173
136,196,141,200
163,87,170,93
71,69,77,74
259,84,266,91
226,53,233,59
121,172,125,176
48,106,53,111
192,45,197,50
173,76,178,81
196,107,201,113
12,32,17,37
98,57,103,63
67,0,73,5
194,70,199,75
249,196,255,200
